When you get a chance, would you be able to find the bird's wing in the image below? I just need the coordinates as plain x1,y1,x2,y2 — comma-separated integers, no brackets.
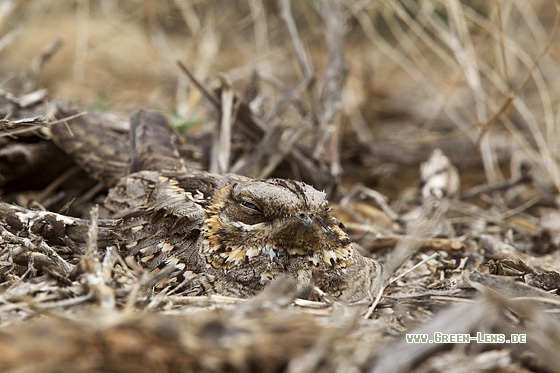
105,171,246,287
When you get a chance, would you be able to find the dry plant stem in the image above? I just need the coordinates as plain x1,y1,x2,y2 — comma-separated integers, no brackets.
258,118,313,178
278,0,314,79
229,76,315,177
231,122,286,176
0,202,120,250
384,203,449,284
37,293,94,310
0,124,45,139
16,89,48,108
350,2,476,141
429,296,474,303
474,5,560,151
178,60,271,141
83,205,115,310
177,64,322,181
235,101,269,138
172,0,201,36
449,200,535,231
460,173,529,200
48,111,88,126
262,76,313,124
346,110,376,154
0,26,21,54
178,62,307,177
494,0,510,83
293,298,330,309
232,117,313,178
499,195,540,220
468,272,559,301
210,74,234,174
278,0,321,123
249,0,273,98
363,285,385,319
23,37,64,93
389,252,439,286
481,4,560,183
166,294,247,306
341,184,398,221
446,0,488,127
258,72,313,120
6,115,45,127
177,61,220,108
446,0,498,183
513,297,560,308
102,246,118,283
287,147,326,184
361,233,465,253
1,226,72,279
0,105,53,137
315,0,347,180
364,207,444,318
123,281,141,315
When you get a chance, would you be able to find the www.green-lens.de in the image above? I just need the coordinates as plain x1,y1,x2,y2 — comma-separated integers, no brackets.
406,332,526,344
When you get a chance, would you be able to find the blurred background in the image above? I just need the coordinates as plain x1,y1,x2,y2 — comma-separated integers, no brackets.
0,0,559,199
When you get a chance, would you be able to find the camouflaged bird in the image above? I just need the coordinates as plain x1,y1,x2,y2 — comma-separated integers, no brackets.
52,110,384,302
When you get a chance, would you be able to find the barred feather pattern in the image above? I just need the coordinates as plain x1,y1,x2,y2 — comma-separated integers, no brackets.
52,110,384,301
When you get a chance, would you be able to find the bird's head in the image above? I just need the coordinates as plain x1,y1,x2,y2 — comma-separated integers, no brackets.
200,178,354,270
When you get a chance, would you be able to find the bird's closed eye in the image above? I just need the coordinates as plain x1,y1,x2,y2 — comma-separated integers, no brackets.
241,201,261,212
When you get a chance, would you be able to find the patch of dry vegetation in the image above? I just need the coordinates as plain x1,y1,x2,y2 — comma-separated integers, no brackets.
1,0,560,372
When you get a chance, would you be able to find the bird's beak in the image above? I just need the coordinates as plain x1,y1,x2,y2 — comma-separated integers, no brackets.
296,213,314,229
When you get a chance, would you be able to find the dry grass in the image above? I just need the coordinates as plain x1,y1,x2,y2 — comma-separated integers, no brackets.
2,0,560,372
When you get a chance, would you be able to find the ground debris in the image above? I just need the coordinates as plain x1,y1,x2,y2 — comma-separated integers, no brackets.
1,1,560,371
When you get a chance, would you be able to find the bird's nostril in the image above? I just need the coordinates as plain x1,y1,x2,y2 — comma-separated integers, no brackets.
299,213,306,218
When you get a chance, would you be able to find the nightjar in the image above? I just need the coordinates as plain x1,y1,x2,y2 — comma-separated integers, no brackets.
52,110,383,302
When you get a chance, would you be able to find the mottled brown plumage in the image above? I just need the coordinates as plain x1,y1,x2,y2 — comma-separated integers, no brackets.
54,110,384,302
